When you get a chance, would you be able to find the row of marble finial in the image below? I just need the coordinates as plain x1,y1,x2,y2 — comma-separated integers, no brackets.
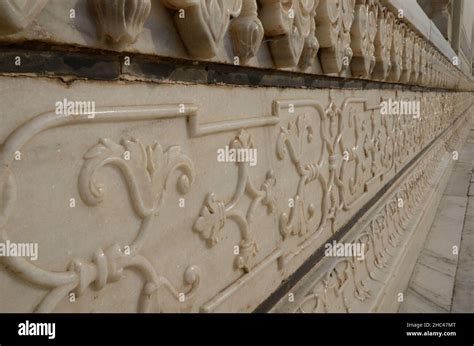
0,0,470,90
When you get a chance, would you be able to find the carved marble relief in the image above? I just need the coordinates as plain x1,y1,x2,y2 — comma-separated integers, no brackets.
89,0,152,49
276,112,320,239
260,0,319,68
230,0,264,62
410,37,421,84
372,6,394,80
193,130,276,272
162,0,244,59
0,104,202,312
316,0,355,74
350,0,378,78
272,91,463,270
399,29,415,83
0,88,471,313
295,120,469,312
0,0,49,35
278,93,472,313
387,22,404,82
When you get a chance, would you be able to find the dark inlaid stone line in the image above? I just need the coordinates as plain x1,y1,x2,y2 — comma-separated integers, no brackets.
0,43,462,92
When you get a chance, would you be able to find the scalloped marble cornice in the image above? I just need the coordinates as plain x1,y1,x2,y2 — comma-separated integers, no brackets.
0,0,471,90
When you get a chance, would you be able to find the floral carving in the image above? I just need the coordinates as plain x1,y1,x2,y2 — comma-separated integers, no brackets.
277,114,319,238
0,104,202,313
388,22,404,82
373,6,394,80
350,0,378,78
71,137,199,312
316,0,355,74
79,138,194,216
230,0,264,62
399,28,415,83
293,138,452,312
89,0,152,49
260,0,319,68
162,0,243,59
193,130,275,272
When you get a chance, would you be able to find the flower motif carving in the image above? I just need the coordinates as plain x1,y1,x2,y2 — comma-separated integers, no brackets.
350,0,378,78
79,137,194,217
260,0,319,68
193,129,275,272
373,6,394,80
277,114,319,238
295,144,445,312
316,0,355,74
388,22,405,82
230,0,264,63
0,104,203,313
162,0,245,59
71,137,200,312
89,0,152,49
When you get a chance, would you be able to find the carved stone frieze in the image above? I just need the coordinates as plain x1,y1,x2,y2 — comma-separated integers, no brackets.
293,116,470,313
0,78,472,313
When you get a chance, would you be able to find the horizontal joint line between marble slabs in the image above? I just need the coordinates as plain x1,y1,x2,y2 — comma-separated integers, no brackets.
199,248,283,313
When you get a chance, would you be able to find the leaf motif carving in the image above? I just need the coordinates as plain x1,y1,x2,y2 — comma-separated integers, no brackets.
78,138,195,219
